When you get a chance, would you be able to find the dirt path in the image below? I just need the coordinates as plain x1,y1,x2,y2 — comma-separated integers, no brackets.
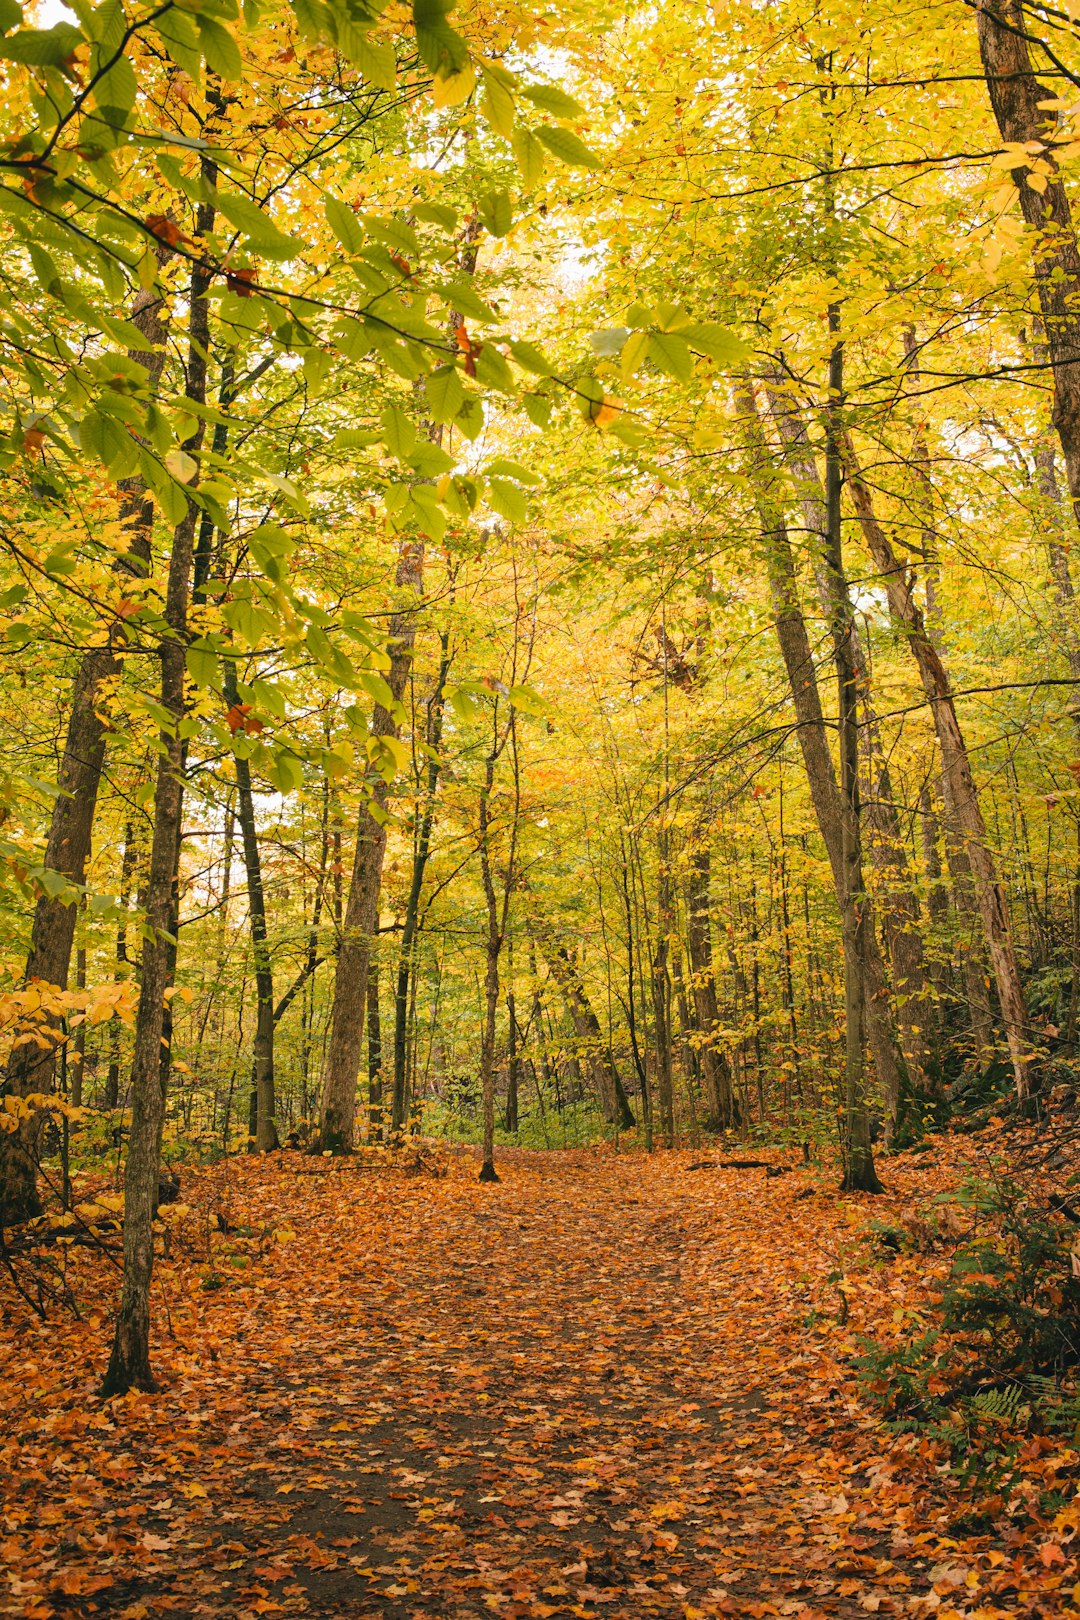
0,1146,1046,1617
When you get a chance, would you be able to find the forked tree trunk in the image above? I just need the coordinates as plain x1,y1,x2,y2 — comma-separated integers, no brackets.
736,378,900,1147
0,289,169,1227
763,369,932,1096
102,243,211,1398
318,537,422,1152
841,436,1033,1097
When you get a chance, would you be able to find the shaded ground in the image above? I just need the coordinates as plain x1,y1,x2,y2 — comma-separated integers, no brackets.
0,1143,1073,1617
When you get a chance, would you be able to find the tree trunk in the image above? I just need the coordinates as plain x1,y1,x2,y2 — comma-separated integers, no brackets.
0,292,169,1225
533,926,636,1129
822,328,881,1193
102,241,211,1398
651,846,675,1147
685,846,739,1129
318,538,422,1151
976,2,1080,518
222,662,277,1151
736,378,903,1141
841,434,1033,1097
392,632,450,1130
504,936,519,1134
763,368,932,1099
477,752,502,1182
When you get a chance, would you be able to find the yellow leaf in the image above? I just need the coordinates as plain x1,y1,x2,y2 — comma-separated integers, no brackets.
433,63,476,108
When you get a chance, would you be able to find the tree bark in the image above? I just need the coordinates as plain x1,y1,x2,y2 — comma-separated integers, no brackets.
318,538,422,1151
102,240,211,1397
533,926,636,1129
685,846,739,1129
977,1,1080,518
392,632,450,1130
763,368,932,1095
222,661,278,1151
841,434,1033,1097
736,378,902,1142
0,291,169,1225
822,327,881,1193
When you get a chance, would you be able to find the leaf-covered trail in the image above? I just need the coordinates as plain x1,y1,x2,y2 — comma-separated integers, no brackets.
0,1146,1064,1617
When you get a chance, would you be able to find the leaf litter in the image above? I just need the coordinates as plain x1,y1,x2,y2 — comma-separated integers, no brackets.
1,1138,1076,1618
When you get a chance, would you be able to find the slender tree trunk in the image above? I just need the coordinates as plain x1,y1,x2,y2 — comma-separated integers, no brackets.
686,846,739,1129
222,662,277,1151
651,845,675,1147
0,291,168,1224
477,752,501,1182
763,368,933,1096
736,378,903,1140
318,540,422,1151
505,944,519,1134
102,239,211,1397
841,435,1033,1098
392,633,450,1129
822,326,882,1193
366,955,383,1136
533,926,636,1129
70,924,87,1110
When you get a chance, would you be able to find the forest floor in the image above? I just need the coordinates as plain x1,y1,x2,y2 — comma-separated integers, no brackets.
0,1138,1076,1619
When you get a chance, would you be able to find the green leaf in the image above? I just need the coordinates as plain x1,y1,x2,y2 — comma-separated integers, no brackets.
479,188,513,239
590,327,628,358
409,484,447,541
649,330,693,383
487,476,528,524
435,279,497,324
268,748,304,794
483,457,540,484
535,125,602,170
475,345,515,394
519,83,584,118
455,394,484,440
507,682,546,715
0,0,24,35
196,13,242,80
425,364,465,425
682,321,750,367
356,667,396,708
325,195,365,255
481,66,515,139
91,53,137,126
506,339,553,376
511,126,546,188
307,625,355,687
0,21,81,64
409,439,453,476
380,402,417,460
186,638,220,689
215,189,298,259
337,21,395,88
413,201,458,230
154,7,202,77
446,683,480,720
522,391,552,428
413,0,467,75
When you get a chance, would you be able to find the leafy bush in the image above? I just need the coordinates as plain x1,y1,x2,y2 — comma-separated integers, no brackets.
856,1173,1080,1490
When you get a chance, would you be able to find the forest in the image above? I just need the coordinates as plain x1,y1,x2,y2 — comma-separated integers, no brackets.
4,0,1080,1612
